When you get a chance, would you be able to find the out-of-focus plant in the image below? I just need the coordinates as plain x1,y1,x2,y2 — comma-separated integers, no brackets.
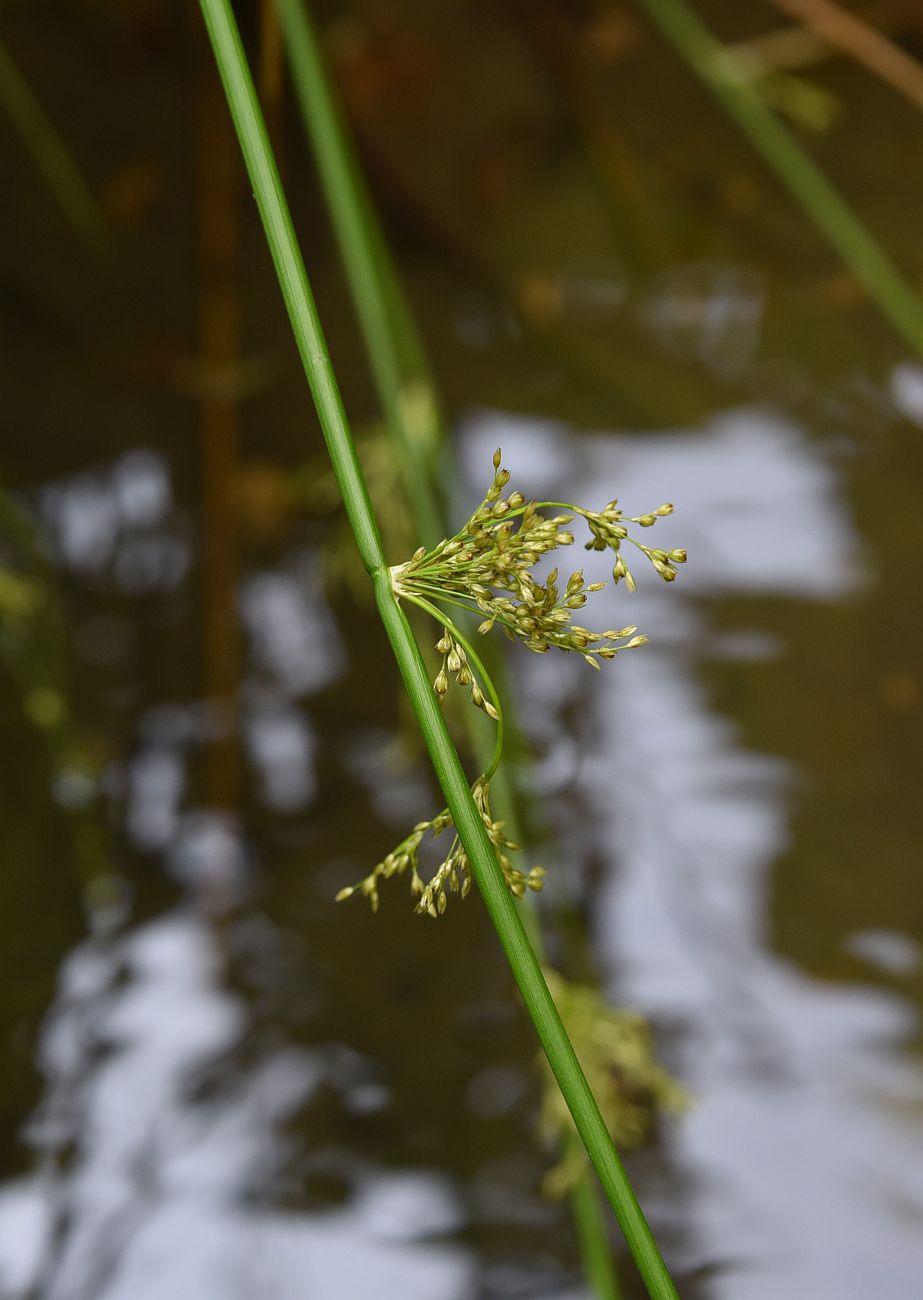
540,970,687,1198
0,35,104,247
634,0,923,358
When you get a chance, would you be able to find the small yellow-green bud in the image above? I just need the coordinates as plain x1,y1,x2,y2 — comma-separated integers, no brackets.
655,503,674,516
434,669,448,696
492,447,502,469
668,548,687,563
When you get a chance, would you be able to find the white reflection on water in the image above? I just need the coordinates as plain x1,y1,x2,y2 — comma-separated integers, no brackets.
0,913,470,1300
465,409,923,1298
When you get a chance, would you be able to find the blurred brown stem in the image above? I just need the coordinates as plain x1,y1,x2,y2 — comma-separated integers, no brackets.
765,0,923,113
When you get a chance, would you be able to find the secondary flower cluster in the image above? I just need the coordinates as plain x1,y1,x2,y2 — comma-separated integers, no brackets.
538,969,687,1197
336,777,545,917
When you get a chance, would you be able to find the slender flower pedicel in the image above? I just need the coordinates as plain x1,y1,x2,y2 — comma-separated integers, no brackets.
338,448,685,914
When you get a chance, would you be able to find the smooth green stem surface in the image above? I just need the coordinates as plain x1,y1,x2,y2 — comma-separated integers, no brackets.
573,1167,625,1300
196,2,676,1295
634,0,923,357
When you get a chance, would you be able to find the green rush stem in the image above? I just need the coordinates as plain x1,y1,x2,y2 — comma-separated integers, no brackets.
400,590,505,780
633,0,923,357
273,0,444,545
197,2,676,1295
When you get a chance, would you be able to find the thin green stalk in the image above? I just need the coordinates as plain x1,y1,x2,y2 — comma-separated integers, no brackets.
633,0,923,357
196,2,676,1295
572,1168,625,1300
274,5,623,1291
0,36,105,248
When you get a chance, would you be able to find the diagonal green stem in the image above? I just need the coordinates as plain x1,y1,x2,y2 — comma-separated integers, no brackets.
274,0,443,545
634,0,923,357
196,1,676,1295
273,9,625,1290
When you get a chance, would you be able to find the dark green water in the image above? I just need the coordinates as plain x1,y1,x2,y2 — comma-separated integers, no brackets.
1,3,923,1297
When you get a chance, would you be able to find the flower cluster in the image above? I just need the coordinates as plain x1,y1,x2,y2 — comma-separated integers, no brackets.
390,448,684,678
432,629,498,720
337,449,684,917
584,500,687,588
336,777,544,916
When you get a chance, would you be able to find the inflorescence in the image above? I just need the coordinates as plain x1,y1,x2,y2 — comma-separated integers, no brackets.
337,448,684,916
336,777,545,917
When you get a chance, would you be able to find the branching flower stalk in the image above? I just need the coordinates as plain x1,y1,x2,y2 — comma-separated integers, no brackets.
198,2,681,1292
339,448,685,915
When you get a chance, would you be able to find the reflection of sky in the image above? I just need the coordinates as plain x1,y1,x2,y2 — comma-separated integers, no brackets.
1,452,467,1299
0,915,470,1300
465,409,923,1298
6,413,923,1298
